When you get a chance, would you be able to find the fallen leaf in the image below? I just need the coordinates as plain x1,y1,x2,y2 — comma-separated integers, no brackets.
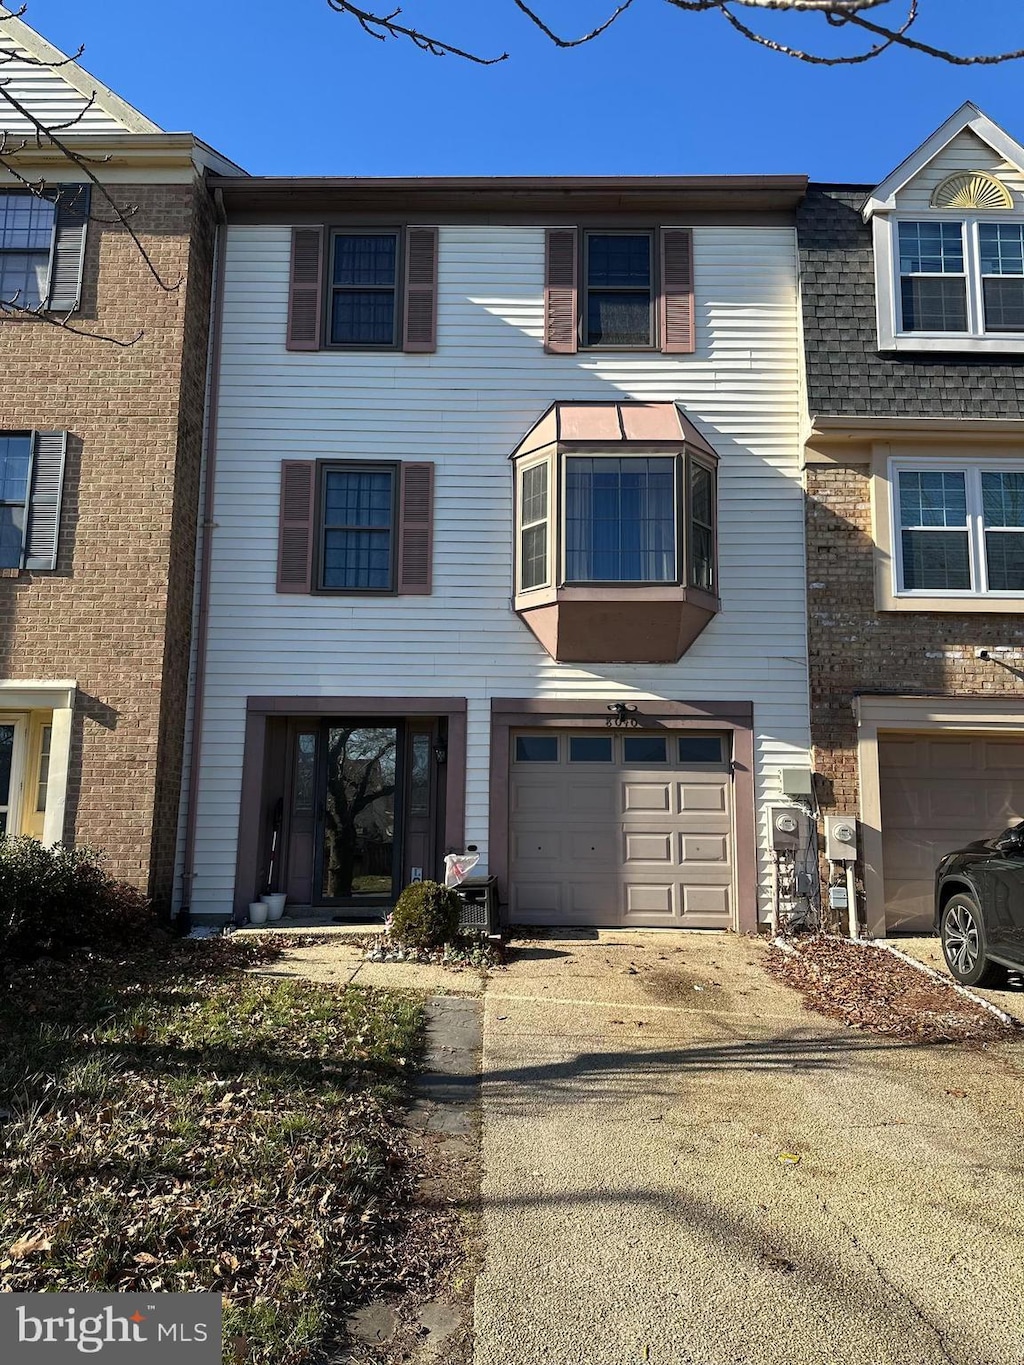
778,1153,801,1166
9,1234,52,1259
945,1088,968,1098
133,1253,160,1266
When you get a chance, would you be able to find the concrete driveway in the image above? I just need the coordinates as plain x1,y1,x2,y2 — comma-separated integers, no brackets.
474,931,1024,1365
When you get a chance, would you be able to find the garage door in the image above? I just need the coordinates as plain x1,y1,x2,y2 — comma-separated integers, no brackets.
879,732,1024,932
508,729,734,928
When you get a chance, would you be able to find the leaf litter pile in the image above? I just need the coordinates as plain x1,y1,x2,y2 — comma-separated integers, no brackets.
0,933,454,1364
765,936,1018,1043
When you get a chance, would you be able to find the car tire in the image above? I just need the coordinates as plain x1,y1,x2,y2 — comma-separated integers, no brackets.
940,894,1007,988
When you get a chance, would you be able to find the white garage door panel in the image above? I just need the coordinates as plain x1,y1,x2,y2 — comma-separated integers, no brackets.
509,730,735,929
880,732,1024,933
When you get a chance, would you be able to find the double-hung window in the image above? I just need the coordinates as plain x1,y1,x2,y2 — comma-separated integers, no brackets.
320,463,397,591
0,434,32,569
329,232,399,347
892,216,1024,342
0,196,55,311
893,463,1024,596
583,232,654,348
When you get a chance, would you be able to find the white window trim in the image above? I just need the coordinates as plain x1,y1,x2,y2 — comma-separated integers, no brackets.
0,193,57,313
876,213,1024,353
889,456,1024,600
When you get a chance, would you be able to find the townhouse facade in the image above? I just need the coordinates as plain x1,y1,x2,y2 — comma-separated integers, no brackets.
800,104,1024,938
177,176,818,929
0,12,240,911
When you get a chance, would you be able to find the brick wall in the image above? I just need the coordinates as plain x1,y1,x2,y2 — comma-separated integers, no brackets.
0,179,215,910
806,462,1024,814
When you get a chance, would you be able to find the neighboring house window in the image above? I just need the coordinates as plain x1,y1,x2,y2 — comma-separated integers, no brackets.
329,232,399,347
0,188,90,315
276,459,434,595
0,430,66,572
286,226,438,353
320,464,397,591
583,232,654,348
0,196,55,310
0,433,32,568
893,463,1024,595
887,216,1024,344
515,450,716,593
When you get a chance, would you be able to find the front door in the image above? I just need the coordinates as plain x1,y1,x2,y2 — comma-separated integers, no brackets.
0,715,28,838
315,722,404,908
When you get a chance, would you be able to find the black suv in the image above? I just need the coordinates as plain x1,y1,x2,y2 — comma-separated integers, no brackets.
935,822,1024,986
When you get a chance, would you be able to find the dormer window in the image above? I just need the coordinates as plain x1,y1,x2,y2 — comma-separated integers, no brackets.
865,105,1024,354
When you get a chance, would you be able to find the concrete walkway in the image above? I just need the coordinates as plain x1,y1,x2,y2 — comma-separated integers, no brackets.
473,931,1024,1365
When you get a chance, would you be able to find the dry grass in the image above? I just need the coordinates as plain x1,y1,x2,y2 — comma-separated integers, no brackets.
0,934,425,1364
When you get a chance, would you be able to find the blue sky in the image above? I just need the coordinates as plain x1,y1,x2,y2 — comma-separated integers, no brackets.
18,0,1024,183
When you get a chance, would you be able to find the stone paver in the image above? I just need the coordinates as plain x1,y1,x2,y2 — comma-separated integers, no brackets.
474,930,1024,1365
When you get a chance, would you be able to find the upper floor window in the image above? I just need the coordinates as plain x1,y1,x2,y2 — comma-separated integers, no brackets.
276,458,434,596
321,463,397,590
0,430,67,573
286,225,438,353
583,233,654,348
893,462,1024,596
897,219,1024,338
0,196,55,311
0,433,32,568
515,449,716,593
0,188,89,316
544,227,695,356
329,232,399,347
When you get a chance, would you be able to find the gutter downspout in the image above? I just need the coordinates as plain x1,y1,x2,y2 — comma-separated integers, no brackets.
179,185,227,921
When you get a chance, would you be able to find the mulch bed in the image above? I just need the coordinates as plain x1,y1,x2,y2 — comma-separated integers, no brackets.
765,935,1018,1043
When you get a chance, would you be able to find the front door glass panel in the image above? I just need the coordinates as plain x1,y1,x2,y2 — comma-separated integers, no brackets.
321,725,399,900
0,722,14,835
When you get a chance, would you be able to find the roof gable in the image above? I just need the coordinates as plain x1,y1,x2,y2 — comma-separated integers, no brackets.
0,7,160,136
863,103,1024,220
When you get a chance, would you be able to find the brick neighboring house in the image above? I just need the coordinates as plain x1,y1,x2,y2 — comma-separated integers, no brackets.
799,103,1024,939
0,11,242,911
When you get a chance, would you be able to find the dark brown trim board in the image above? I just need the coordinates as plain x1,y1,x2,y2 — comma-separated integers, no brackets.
233,696,467,917
488,699,758,934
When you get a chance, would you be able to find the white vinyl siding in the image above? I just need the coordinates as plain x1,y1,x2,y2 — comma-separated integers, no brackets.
894,129,1024,211
0,32,141,134
183,223,810,917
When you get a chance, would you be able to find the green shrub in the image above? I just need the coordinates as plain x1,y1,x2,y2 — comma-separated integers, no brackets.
0,838,152,964
388,879,461,951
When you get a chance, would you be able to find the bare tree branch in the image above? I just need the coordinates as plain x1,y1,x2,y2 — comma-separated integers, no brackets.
327,0,1024,67
0,295,143,346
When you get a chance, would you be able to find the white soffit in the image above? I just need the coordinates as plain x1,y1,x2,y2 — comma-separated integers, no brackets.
862,102,1024,221
0,5,161,135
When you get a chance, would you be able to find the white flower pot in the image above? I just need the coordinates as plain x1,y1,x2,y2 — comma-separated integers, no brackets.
248,901,269,925
262,893,286,921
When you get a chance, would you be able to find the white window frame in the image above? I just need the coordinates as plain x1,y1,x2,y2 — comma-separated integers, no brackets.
876,212,1024,353
890,457,1024,599
0,193,56,312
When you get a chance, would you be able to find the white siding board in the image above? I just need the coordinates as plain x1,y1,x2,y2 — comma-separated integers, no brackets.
0,32,135,133
895,128,1024,210
190,223,811,920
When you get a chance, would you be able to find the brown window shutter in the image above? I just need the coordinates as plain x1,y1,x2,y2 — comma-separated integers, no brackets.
403,226,439,352
544,228,578,354
277,461,316,593
660,228,695,354
286,227,324,351
397,462,434,595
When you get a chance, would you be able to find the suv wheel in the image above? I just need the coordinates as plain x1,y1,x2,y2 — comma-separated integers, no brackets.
940,894,1007,988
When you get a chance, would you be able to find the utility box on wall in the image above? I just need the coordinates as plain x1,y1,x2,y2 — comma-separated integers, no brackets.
770,806,812,852
825,815,858,862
